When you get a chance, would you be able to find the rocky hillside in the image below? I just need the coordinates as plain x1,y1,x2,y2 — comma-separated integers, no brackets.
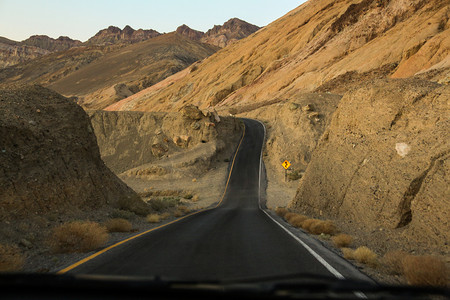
48,33,218,109
202,18,261,48
176,18,261,48
0,35,82,68
22,35,82,51
0,42,50,69
108,0,449,112
0,85,148,246
290,78,449,256
0,44,124,87
87,25,161,45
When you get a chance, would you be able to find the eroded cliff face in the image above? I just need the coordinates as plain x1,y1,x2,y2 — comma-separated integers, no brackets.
88,108,242,177
0,85,147,225
107,0,449,112
290,78,449,254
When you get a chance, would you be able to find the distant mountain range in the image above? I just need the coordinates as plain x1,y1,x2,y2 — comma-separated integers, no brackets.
0,19,260,68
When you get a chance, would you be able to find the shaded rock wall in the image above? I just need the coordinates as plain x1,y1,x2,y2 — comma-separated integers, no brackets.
290,78,449,253
0,85,146,221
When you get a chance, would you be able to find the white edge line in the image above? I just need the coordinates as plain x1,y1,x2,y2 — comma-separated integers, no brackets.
254,119,344,280
253,118,368,299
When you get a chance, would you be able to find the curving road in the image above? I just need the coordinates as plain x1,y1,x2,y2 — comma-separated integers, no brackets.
61,119,371,282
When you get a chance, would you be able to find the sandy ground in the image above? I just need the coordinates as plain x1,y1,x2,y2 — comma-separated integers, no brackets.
120,160,230,210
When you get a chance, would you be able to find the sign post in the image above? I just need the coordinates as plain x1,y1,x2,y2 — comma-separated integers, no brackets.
282,160,291,182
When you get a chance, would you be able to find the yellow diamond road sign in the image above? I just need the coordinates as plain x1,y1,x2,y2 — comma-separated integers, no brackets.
282,160,291,170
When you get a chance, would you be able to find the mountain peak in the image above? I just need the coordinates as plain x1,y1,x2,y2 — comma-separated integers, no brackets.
176,25,204,41
88,25,160,45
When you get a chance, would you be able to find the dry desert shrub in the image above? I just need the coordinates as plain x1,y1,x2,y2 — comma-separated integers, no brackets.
331,234,353,248
146,214,161,223
402,255,448,287
104,218,132,232
160,212,171,220
309,220,337,235
283,212,298,222
382,250,408,275
342,248,355,260
301,219,317,232
353,246,378,267
49,221,109,253
275,207,289,218
288,214,308,228
192,195,200,202
0,244,25,272
177,205,190,215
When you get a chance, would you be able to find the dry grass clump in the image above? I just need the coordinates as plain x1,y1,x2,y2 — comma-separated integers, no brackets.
353,246,378,267
177,205,191,215
104,218,132,232
0,244,25,272
192,195,200,202
342,248,355,260
146,214,161,223
173,206,191,218
300,219,337,235
331,234,353,248
283,212,297,222
275,207,289,218
382,250,407,275
309,220,337,235
49,221,108,253
402,255,448,287
160,212,171,220
301,219,316,231
287,214,308,228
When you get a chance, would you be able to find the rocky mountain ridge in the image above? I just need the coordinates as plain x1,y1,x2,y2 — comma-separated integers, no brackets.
0,19,260,69
176,18,261,48
22,35,82,51
86,25,161,45
108,0,449,112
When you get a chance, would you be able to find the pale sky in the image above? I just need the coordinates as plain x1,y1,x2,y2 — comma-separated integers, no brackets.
0,0,306,42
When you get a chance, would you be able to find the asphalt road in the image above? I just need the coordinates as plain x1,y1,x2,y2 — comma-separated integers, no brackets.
64,119,368,282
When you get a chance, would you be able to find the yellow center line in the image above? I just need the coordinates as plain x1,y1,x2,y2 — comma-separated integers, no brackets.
57,121,246,274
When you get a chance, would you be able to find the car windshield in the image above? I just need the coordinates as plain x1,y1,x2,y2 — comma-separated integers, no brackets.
0,0,448,299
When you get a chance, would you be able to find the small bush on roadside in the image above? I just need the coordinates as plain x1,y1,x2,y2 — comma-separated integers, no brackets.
111,209,136,220
177,205,190,215
146,214,161,223
300,219,317,232
49,221,109,253
287,170,302,181
353,246,378,267
283,212,299,222
310,220,337,235
402,255,448,287
288,214,308,228
342,248,355,260
382,250,407,275
275,207,289,218
0,244,24,272
149,197,180,211
331,234,353,248
160,212,171,220
104,218,132,233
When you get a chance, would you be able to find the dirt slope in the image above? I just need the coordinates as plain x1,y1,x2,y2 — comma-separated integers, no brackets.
107,0,449,112
290,78,449,256
0,85,147,247
0,44,125,87
88,107,243,208
49,33,218,109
